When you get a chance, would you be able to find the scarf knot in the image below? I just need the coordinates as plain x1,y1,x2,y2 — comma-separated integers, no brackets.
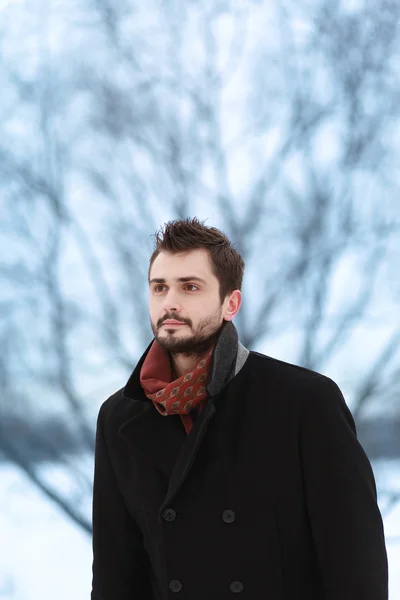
140,342,214,416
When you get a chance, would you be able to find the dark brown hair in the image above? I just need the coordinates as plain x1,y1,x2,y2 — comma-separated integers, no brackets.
148,217,245,303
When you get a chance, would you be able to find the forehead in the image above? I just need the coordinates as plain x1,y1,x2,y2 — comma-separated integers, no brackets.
150,249,216,281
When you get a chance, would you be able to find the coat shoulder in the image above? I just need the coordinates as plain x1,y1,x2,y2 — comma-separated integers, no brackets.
248,350,331,385
246,351,349,422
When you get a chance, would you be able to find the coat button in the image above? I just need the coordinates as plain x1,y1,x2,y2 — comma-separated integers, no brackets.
230,580,244,593
169,579,183,592
222,509,236,523
163,508,176,521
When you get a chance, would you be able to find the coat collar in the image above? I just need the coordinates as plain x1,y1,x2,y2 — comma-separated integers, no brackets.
118,321,249,511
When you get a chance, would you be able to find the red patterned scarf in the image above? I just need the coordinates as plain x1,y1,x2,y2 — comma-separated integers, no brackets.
140,340,214,417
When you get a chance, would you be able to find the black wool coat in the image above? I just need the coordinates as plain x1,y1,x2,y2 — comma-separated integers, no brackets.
91,322,388,600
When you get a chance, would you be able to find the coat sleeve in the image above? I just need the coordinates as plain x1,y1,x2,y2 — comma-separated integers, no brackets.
91,403,153,600
298,376,388,600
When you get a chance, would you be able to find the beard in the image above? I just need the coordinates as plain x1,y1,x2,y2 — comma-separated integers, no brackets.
151,311,225,356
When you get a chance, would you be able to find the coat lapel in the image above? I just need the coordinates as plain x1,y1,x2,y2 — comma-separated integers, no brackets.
118,395,217,509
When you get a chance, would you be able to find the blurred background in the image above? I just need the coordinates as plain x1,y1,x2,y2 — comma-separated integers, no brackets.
1,0,400,597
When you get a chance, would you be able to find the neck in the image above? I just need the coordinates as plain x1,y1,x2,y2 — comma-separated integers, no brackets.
169,352,203,378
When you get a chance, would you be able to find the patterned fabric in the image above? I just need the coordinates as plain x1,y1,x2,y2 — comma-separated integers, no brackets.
140,340,214,416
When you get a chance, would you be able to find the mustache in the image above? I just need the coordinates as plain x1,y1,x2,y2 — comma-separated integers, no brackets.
158,314,192,328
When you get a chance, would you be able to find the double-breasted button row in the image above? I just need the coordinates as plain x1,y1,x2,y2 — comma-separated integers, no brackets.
163,507,235,523
165,508,239,593
168,579,244,594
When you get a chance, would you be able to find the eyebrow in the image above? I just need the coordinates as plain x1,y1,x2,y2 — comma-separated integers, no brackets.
149,276,207,285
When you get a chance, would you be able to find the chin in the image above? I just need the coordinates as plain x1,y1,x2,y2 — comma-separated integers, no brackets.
157,334,191,348
157,334,214,355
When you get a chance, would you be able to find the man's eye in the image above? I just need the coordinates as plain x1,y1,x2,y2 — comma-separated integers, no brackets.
154,285,166,292
185,284,198,291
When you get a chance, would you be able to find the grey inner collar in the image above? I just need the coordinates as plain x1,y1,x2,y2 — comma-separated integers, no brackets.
206,321,249,397
235,342,250,376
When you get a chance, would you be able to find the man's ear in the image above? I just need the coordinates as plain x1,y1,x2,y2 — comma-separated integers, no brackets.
223,290,242,321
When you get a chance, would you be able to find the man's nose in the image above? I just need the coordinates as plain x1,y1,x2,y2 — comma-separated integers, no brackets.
162,289,182,313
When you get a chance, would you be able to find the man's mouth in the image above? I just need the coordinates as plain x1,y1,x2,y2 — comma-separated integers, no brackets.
162,320,187,326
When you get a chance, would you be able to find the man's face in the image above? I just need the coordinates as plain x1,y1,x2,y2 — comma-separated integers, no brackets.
149,248,232,354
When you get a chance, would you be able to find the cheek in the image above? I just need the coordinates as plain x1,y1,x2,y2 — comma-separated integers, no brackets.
148,299,159,319
197,301,221,320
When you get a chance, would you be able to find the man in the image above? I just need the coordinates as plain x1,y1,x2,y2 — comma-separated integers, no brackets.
91,217,388,600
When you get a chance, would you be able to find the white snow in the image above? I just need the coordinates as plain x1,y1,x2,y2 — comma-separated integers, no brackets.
1,464,92,600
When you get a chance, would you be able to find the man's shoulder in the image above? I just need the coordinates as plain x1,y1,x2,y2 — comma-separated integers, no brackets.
247,349,330,384
246,350,346,414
